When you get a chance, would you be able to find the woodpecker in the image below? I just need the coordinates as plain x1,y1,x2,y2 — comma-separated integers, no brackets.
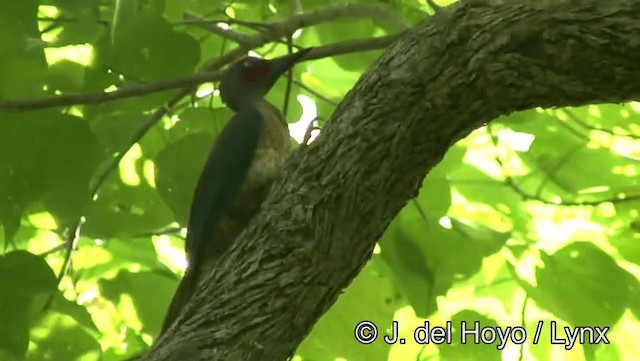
159,48,311,335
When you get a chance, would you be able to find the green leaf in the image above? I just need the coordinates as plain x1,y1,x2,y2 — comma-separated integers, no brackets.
609,231,640,267
99,270,176,336
155,133,214,225
52,8,104,46
101,327,148,360
0,0,45,99
313,20,381,72
111,0,141,46
0,251,57,297
49,293,100,336
46,60,86,94
623,271,640,319
83,177,174,239
169,107,232,139
0,251,57,359
380,222,436,317
0,295,30,360
414,144,462,215
153,107,232,223
534,242,629,326
110,12,200,80
439,310,502,361
75,238,163,282
381,212,508,318
504,108,639,200
296,264,396,361
27,313,101,361
88,112,151,155
0,112,105,234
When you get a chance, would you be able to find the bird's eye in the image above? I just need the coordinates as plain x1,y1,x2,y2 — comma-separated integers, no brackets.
242,57,265,68
239,57,268,81
242,58,257,68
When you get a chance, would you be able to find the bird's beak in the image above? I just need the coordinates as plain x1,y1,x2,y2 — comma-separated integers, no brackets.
264,48,312,88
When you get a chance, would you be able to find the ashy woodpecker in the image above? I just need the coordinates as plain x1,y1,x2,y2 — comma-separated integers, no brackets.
160,48,311,335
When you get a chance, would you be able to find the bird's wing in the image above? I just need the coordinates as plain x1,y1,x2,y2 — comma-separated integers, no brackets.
185,107,264,266
159,109,262,335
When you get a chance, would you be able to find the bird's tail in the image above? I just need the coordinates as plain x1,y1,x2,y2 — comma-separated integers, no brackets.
159,266,201,335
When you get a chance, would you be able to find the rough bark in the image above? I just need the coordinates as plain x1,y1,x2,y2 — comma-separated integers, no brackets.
143,1,640,360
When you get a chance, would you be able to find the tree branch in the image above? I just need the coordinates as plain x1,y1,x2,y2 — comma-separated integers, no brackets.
0,71,223,112
183,13,256,46
0,36,397,112
185,2,410,42
144,0,640,360
0,4,408,113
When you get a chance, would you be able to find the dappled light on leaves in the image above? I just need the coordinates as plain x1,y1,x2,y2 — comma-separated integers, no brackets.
0,1,638,360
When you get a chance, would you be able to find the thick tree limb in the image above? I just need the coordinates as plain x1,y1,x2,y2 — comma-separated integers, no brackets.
144,1,640,360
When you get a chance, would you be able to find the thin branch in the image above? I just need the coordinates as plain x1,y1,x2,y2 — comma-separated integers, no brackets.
187,3,410,36
183,13,255,45
293,79,339,106
531,142,582,198
487,125,640,207
2,4,405,113
0,35,398,112
42,217,83,312
426,0,442,13
313,34,402,57
518,296,528,361
38,242,68,257
282,36,295,119
564,108,640,139
131,226,183,239
0,70,222,112
412,199,431,229
267,3,410,33
179,17,271,30
554,112,591,142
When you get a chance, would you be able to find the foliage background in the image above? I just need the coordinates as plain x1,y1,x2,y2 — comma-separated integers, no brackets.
0,0,638,360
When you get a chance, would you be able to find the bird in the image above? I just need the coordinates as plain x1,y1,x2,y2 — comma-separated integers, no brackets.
159,48,311,335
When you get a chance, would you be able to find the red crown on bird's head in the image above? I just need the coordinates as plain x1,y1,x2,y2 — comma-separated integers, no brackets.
238,57,271,83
